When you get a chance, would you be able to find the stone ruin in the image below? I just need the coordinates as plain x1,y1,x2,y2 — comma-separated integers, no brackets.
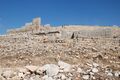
6,17,120,45
7,17,41,33
0,17,120,80
71,28,112,39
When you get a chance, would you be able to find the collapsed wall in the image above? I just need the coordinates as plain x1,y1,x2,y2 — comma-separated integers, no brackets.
6,17,120,39
7,17,41,33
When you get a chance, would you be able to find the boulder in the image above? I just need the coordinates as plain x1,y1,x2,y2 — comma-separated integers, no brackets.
18,72,25,78
107,72,113,76
36,67,44,75
92,68,98,73
19,68,28,73
61,74,66,80
93,63,99,68
1,70,16,79
82,75,89,80
42,75,54,80
25,65,38,72
77,68,83,73
58,61,72,72
42,64,59,77
114,71,120,77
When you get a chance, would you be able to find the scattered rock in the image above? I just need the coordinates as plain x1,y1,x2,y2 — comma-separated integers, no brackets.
0,20,120,80
0,61,119,80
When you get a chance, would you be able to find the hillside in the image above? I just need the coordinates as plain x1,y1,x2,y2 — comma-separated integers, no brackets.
0,18,120,80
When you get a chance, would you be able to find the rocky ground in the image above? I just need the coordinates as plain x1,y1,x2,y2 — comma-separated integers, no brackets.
0,26,120,80
0,60,120,80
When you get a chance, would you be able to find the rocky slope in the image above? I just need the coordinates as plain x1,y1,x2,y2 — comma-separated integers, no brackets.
0,18,120,80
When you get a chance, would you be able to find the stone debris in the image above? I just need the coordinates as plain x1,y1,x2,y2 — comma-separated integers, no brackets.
0,17,120,80
0,61,120,80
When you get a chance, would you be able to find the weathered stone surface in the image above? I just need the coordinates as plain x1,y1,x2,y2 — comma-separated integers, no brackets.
42,75,54,80
25,65,38,72
77,68,83,73
18,72,25,78
114,71,120,77
19,68,28,73
36,67,44,75
1,70,16,79
93,63,99,68
42,64,59,77
82,75,90,80
32,17,41,26
92,68,98,73
61,74,66,80
107,72,113,76
58,61,72,72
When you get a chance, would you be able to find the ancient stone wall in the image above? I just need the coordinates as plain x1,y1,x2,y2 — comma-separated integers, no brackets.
32,17,41,30
71,28,112,39
7,17,41,34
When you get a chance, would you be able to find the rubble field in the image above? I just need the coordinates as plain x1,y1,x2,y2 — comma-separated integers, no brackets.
0,18,120,80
